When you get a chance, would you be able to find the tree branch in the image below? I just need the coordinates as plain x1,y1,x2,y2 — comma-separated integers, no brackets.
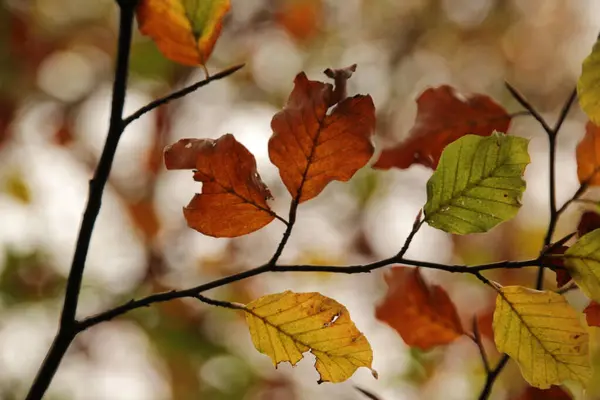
122,63,245,127
25,2,137,399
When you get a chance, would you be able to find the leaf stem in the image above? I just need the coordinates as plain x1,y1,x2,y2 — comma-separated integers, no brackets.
25,2,137,399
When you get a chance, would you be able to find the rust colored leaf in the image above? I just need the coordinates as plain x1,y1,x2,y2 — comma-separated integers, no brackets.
512,385,572,400
584,301,600,327
541,246,571,288
375,266,464,350
276,0,322,42
578,210,600,237
269,69,376,203
164,134,275,237
136,0,230,66
576,121,600,185
373,85,511,170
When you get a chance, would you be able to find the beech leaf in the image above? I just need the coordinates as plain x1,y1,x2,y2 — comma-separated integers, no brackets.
164,134,275,237
373,85,511,170
244,291,375,383
578,39,600,125
424,132,530,235
583,301,600,327
576,122,600,186
375,266,463,350
136,0,230,66
493,286,591,389
269,68,376,203
564,228,600,302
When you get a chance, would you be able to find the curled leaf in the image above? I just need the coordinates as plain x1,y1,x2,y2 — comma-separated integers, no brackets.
136,0,230,66
375,266,463,350
164,134,275,237
373,85,511,170
244,291,375,383
493,286,591,389
269,68,376,203
424,132,530,235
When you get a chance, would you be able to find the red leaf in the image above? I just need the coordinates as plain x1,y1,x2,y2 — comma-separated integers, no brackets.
577,210,600,237
512,385,572,400
373,85,511,170
164,134,275,237
269,68,376,203
584,301,600,327
540,246,571,288
375,266,464,350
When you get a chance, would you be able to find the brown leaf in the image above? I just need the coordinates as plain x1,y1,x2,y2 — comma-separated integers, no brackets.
512,385,572,400
375,266,464,350
164,134,275,237
541,246,571,288
276,0,322,42
577,210,600,237
269,69,376,203
373,85,511,170
576,121,600,185
584,301,600,327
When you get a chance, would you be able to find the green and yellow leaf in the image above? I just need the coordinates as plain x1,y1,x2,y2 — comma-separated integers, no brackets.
578,38,600,125
424,132,530,234
244,291,375,383
136,0,230,66
493,286,591,389
564,228,600,302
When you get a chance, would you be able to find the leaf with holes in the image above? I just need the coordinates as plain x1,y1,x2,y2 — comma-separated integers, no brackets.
164,134,276,237
576,122,600,186
136,0,230,66
269,67,376,203
423,132,530,234
373,85,511,170
564,228,600,302
244,291,376,383
578,38,600,125
375,266,464,350
493,286,591,389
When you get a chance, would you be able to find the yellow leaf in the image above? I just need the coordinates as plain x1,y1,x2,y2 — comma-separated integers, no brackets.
578,38,600,124
564,228,600,302
244,291,375,383
136,0,230,66
493,286,591,389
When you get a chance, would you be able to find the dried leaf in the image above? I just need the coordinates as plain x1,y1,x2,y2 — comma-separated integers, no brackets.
577,210,600,237
512,385,573,400
493,286,591,389
373,85,511,170
164,134,275,237
424,132,530,235
583,301,600,327
375,267,464,350
576,122,600,185
136,0,230,66
269,69,376,203
564,229,600,302
244,291,375,383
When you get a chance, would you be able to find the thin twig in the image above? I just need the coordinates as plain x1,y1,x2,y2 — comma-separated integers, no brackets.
397,210,423,257
122,63,245,127
193,294,245,310
505,82,553,136
478,354,510,400
354,386,383,400
471,317,491,373
26,2,138,399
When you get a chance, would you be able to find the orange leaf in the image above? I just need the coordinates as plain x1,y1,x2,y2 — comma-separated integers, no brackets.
276,0,322,42
576,121,600,185
164,134,275,237
512,385,572,400
269,68,376,203
584,301,600,327
373,85,511,170
375,266,464,350
136,0,230,66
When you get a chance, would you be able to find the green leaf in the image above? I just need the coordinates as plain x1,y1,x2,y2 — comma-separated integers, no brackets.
564,228,600,302
424,132,530,234
493,286,591,389
578,38,600,124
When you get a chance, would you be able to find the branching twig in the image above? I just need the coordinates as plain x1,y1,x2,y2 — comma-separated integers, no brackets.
478,354,510,400
397,210,423,257
470,317,491,374
122,63,245,127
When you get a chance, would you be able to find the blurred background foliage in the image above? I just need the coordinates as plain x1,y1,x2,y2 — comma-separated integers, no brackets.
1,0,600,399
